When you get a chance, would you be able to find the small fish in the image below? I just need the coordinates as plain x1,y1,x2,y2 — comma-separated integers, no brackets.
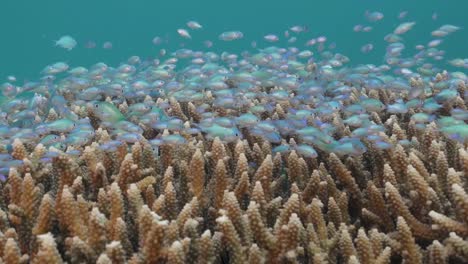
387,101,408,114
362,26,373,32
365,11,384,22
439,24,461,33
361,43,374,53
218,31,244,41
177,29,192,39
451,109,468,121
411,113,435,123
116,132,142,143
434,89,458,103
68,66,88,75
45,119,76,133
128,103,152,116
235,113,259,128
343,114,369,127
290,25,307,33
43,151,61,158
437,117,463,128
353,24,363,32
431,30,449,38
295,144,318,158
93,101,126,123
449,58,466,68
187,21,203,30
79,87,101,101
201,123,241,142
422,100,442,113
102,41,113,49
1,83,16,97
98,140,124,151
54,35,77,50
374,141,393,150
1,159,24,168
254,129,281,143
264,34,279,42
398,11,408,20
361,98,385,112
152,36,163,45
161,134,187,145
288,37,297,43
394,22,416,35
114,121,143,133
65,149,82,156
273,145,291,154
415,44,425,50
351,127,369,137
406,99,424,109
428,39,443,48
305,38,316,46
384,33,403,43
204,40,213,48
332,139,367,156
128,56,141,65
440,124,468,143
0,154,13,161
398,139,411,146
296,126,320,137
42,62,69,74
66,135,90,146
317,36,327,43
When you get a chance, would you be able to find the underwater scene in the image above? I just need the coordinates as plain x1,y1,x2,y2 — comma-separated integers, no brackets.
0,0,468,263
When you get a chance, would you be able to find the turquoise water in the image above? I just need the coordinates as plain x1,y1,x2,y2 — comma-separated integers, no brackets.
1,0,467,80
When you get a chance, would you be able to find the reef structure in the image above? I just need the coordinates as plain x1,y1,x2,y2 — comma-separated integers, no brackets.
0,87,467,263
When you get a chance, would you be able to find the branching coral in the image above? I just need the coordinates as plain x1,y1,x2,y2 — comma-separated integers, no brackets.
1,108,468,263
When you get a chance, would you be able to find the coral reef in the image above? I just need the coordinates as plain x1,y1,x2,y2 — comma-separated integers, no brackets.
0,91,467,263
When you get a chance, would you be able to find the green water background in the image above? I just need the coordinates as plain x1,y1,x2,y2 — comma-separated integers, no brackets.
1,0,467,81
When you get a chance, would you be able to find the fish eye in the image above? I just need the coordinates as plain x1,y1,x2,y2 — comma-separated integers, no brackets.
94,104,99,108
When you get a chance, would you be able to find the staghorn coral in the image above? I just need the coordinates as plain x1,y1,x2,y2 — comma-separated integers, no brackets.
0,111,468,264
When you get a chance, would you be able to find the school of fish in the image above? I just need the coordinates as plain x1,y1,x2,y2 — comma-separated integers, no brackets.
0,14,467,180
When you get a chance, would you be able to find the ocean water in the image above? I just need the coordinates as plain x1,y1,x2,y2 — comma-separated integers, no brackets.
1,0,467,80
